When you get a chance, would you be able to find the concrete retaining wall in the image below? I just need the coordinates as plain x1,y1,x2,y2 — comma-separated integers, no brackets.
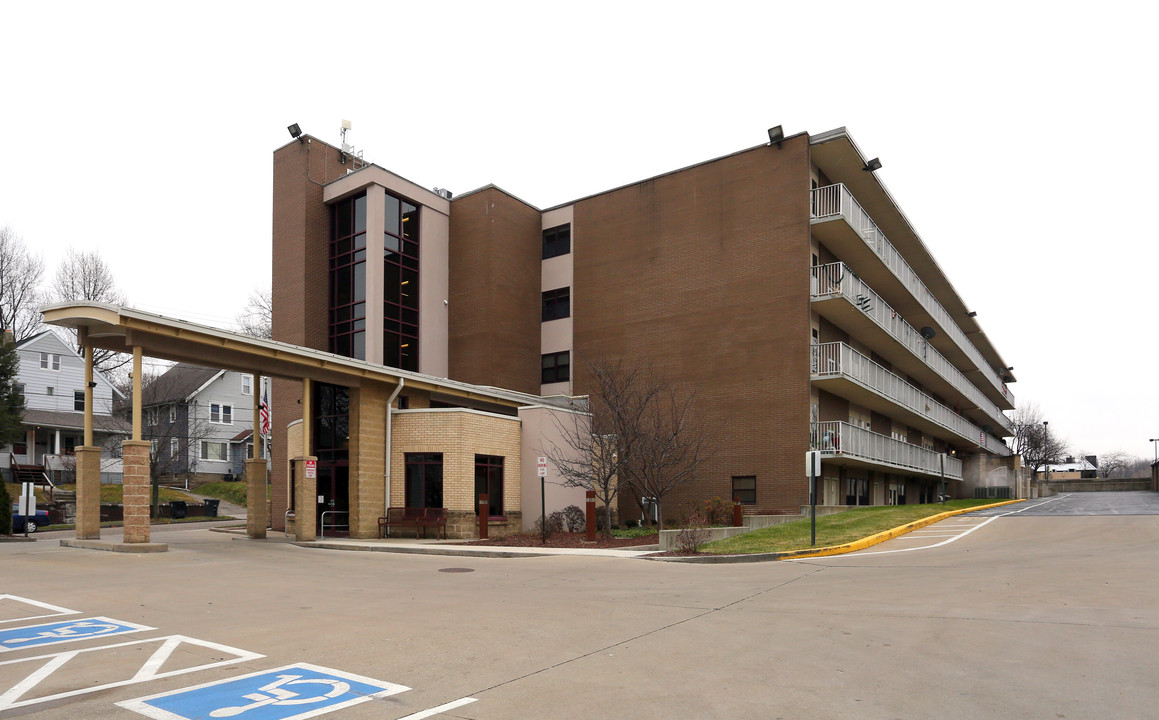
1040,479,1151,495
659,514,804,550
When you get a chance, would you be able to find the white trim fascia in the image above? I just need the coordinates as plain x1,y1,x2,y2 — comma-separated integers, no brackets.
185,369,227,402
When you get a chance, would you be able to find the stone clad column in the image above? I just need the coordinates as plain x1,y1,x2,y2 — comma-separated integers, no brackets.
246,457,268,539
74,446,102,539
348,382,388,539
121,440,152,543
293,456,318,542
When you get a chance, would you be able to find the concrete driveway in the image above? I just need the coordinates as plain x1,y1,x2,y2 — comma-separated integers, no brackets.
2,492,1156,720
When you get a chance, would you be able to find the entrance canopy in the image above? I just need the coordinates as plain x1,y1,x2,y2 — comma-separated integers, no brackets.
41,301,540,409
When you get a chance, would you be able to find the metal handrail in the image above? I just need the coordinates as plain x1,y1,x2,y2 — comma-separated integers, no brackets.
810,420,964,480
811,262,1014,436
811,183,1014,406
811,342,1012,456
319,510,349,539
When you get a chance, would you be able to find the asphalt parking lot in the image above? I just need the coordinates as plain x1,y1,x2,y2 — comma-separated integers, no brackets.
2,492,1157,720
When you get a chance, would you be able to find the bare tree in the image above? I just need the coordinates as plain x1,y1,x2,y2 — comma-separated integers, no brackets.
1098,451,1128,479
0,225,45,340
236,286,272,340
621,383,708,529
545,358,661,533
52,248,129,374
1011,403,1068,481
124,367,216,516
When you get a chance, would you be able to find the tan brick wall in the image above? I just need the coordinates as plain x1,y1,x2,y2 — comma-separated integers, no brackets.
572,136,813,515
390,409,522,538
448,187,543,394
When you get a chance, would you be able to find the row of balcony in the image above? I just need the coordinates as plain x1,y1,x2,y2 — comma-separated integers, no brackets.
811,342,1012,457
810,421,965,481
811,262,1014,436
811,183,1014,408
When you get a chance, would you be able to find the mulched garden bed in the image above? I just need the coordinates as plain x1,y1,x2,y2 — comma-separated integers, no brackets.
457,531,659,549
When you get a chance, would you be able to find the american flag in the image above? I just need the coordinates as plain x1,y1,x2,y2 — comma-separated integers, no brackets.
260,392,271,438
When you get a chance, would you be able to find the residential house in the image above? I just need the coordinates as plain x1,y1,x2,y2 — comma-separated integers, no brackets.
3,330,127,483
133,362,270,486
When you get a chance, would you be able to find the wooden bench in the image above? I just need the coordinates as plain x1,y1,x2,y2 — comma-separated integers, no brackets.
379,507,446,540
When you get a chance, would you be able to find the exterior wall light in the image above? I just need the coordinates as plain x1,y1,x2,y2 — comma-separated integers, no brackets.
768,125,784,148
862,157,883,172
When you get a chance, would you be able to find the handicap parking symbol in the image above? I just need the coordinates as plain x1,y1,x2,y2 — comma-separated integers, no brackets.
118,662,410,720
0,616,152,652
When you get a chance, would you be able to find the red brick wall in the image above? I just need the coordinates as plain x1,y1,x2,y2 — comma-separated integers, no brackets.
447,187,542,394
269,137,356,527
572,136,813,515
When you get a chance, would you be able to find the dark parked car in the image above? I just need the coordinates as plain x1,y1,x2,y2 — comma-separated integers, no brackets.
11,505,51,534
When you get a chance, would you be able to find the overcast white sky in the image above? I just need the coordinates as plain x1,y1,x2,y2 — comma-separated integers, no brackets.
1,2,1156,461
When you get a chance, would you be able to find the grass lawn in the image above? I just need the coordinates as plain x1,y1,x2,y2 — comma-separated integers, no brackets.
703,499,1006,555
192,481,248,506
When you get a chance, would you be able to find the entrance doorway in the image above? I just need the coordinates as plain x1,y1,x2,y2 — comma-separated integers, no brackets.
316,463,349,536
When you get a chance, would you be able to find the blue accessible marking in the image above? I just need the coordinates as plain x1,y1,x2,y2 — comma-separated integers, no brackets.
119,662,410,720
0,616,152,653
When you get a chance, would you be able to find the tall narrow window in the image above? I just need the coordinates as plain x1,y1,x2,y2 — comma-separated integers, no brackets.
541,351,570,384
541,288,571,322
74,391,85,411
475,455,504,516
330,193,367,359
405,453,443,508
384,194,420,371
542,224,571,259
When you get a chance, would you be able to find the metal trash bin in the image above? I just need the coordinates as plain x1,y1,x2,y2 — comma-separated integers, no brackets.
203,499,220,517
170,500,187,519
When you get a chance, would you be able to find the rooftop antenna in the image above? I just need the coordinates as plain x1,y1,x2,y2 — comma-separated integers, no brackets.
340,119,352,162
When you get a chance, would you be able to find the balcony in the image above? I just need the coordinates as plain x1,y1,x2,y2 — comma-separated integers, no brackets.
811,262,1014,436
811,342,1012,457
811,421,964,481
811,183,1014,410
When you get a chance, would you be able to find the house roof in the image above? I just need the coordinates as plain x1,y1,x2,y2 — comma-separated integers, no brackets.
229,429,253,443
22,408,130,434
141,363,223,406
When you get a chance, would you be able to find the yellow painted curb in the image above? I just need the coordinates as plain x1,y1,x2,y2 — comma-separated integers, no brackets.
698,499,1025,563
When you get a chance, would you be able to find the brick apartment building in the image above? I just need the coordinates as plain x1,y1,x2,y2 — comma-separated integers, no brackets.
269,125,1019,533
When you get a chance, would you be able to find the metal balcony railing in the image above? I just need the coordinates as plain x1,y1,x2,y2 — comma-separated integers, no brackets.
811,183,1014,406
810,420,965,480
811,262,1014,436
811,342,1012,456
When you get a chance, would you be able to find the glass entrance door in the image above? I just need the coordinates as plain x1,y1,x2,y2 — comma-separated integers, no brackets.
315,463,349,536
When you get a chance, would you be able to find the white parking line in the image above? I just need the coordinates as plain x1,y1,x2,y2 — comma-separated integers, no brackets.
0,596,81,625
828,496,1071,557
396,697,478,719
0,635,263,712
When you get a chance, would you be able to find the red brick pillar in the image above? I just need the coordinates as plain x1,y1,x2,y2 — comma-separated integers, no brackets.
586,491,597,541
732,498,743,528
478,494,489,540
121,440,152,543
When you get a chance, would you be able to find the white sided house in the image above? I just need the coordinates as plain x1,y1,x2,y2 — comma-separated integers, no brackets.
137,363,270,486
4,330,128,483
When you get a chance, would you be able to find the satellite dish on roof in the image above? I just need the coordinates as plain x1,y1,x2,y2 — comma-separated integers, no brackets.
920,326,936,340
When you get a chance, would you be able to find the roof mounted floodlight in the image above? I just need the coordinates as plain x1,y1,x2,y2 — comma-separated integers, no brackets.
768,125,784,149
288,123,302,140
967,311,977,317
862,157,882,172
